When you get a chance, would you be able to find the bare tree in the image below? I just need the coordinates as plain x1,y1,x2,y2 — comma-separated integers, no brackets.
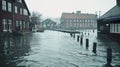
30,11,42,31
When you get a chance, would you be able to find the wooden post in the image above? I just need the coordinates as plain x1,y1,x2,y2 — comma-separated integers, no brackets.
70,33,72,37
88,33,89,36
106,48,112,66
77,35,80,42
92,42,97,53
73,33,75,39
80,36,83,44
86,39,89,49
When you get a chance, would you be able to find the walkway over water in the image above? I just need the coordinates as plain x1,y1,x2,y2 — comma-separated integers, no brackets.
0,30,120,67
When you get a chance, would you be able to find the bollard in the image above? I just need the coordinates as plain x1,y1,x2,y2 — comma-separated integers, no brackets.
88,33,89,36
86,39,89,49
92,42,97,53
77,35,80,42
82,32,83,35
106,48,112,66
80,36,83,44
93,30,94,33
70,33,72,37
73,33,75,39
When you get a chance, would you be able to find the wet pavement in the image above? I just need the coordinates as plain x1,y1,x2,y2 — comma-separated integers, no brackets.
0,30,120,67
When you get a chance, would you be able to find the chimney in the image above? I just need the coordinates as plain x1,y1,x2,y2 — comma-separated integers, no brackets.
76,11,81,14
116,0,120,6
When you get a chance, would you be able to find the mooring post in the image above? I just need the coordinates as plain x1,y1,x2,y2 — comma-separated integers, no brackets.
88,33,89,36
92,42,97,53
80,36,83,44
86,39,89,49
73,33,75,39
93,30,95,33
70,33,72,37
106,48,112,66
77,35,80,42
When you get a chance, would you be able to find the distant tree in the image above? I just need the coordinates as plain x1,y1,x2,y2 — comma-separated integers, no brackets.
30,11,42,31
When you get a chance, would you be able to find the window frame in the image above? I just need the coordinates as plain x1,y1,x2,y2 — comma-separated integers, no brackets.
8,2,12,12
2,0,7,11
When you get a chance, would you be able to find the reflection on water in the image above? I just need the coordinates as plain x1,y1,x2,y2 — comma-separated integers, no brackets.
0,35,31,66
0,30,120,67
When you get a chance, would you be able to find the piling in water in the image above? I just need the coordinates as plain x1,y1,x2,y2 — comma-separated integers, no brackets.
77,35,80,42
73,33,75,39
106,48,112,66
80,36,83,44
92,42,97,53
86,39,89,49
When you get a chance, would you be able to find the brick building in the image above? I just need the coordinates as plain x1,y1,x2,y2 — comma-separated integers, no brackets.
0,0,30,34
60,11,97,30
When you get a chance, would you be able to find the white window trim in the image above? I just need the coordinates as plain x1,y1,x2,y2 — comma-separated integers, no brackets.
2,19,7,32
8,2,12,12
8,19,12,32
2,0,6,11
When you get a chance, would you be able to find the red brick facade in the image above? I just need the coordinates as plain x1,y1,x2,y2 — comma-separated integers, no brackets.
0,0,30,33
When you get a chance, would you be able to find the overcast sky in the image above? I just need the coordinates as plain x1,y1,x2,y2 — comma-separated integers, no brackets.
25,0,116,18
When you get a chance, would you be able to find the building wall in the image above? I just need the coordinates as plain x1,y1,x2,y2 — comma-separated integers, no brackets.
61,18,97,30
0,0,30,33
110,21,120,34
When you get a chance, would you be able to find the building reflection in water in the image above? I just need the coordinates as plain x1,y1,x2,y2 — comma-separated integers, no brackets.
0,36,31,66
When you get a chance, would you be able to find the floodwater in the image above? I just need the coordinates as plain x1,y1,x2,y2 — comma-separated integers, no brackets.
0,30,120,67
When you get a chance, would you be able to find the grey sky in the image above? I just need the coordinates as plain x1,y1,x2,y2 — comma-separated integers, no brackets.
25,0,116,18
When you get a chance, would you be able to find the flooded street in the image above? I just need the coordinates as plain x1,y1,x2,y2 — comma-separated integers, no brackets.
0,30,120,67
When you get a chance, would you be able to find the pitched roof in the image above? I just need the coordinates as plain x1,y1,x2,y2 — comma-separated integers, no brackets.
61,13,96,19
23,0,31,15
12,0,30,15
100,5,120,19
42,18,56,24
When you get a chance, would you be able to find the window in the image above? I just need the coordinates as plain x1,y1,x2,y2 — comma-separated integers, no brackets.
115,24,117,33
20,8,22,15
27,22,29,28
8,2,12,12
15,6,18,13
117,24,119,32
119,24,120,33
2,0,6,11
17,0,22,3
74,19,76,22
2,19,8,32
8,19,12,32
20,21,22,30
85,20,87,22
91,19,93,22
112,24,114,33
79,20,81,22
16,21,19,27
87,20,90,23
23,21,26,28
77,19,79,22
23,9,28,15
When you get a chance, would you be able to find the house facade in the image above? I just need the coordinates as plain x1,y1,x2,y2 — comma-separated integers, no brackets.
60,11,97,30
0,0,30,34
97,0,120,41
41,18,56,30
